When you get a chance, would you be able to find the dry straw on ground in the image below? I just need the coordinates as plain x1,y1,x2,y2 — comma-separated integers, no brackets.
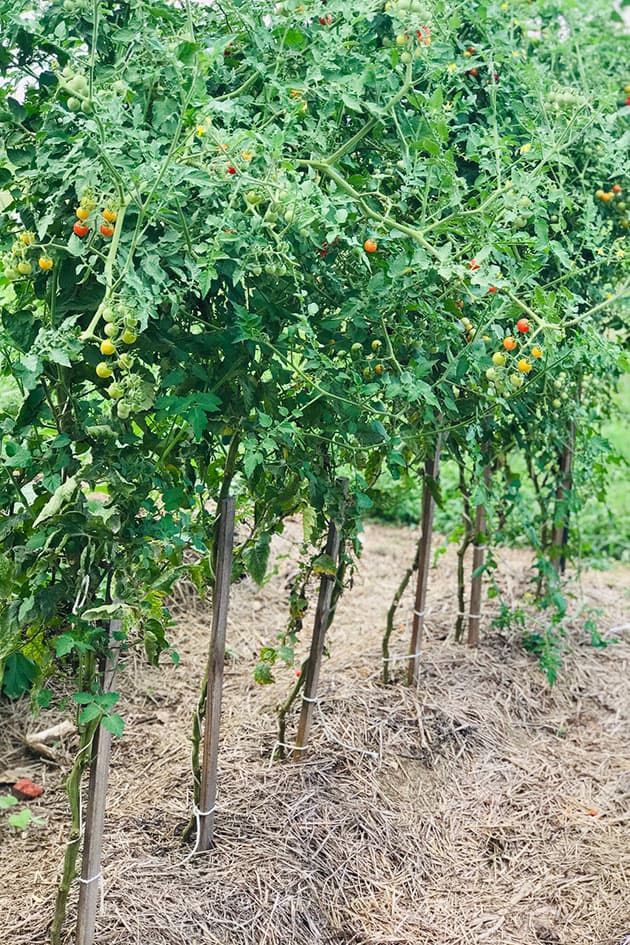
1,521,629,945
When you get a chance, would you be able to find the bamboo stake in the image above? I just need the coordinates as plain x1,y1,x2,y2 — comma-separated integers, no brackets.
407,444,441,685
467,466,491,647
196,495,236,851
75,620,121,945
292,479,348,759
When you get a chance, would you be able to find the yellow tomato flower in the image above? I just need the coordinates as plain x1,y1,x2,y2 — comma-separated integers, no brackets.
520,143,532,154
448,63,457,73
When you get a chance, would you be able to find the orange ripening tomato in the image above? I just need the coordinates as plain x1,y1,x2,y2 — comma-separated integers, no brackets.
532,346,543,359
364,238,378,253
503,336,517,351
103,208,117,222
517,358,532,373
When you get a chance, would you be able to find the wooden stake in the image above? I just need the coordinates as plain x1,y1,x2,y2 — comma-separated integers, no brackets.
292,480,347,759
467,466,491,647
196,495,236,851
75,620,121,945
407,444,441,686
551,429,574,575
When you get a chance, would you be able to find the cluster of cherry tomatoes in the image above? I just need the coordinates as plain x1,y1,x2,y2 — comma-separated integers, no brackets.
595,184,628,228
486,318,543,390
93,300,142,416
1,230,53,280
72,200,117,239
348,338,386,380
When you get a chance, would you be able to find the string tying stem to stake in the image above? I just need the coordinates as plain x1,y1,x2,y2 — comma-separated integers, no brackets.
76,873,101,886
188,802,217,859
76,872,105,916
267,741,309,768
383,652,416,663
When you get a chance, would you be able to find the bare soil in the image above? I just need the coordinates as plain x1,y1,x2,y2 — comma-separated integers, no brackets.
1,521,629,945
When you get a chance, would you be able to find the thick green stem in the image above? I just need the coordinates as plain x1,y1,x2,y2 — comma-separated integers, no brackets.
382,542,420,685
50,722,97,945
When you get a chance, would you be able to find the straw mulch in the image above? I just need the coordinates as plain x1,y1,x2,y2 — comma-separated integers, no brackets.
0,521,629,945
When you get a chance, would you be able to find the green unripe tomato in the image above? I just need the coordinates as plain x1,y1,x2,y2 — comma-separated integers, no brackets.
510,373,524,389
401,51,412,63
95,362,113,379
552,398,562,409
67,96,81,112
492,352,506,366
107,382,124,399
68,75,88,95
371,339,382,351
486,367,498,382
350,342,363,357
104,323,118,338
17,260,32,275
117,401,131,419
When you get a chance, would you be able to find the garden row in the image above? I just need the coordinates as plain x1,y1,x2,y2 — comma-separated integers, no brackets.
0,0,628,942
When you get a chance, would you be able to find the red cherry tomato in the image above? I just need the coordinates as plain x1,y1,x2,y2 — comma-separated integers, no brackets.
468,259,480,271
73,221,89,237
488,286,498,293
227,165,237,174
516,317,530,333
100,222,115,237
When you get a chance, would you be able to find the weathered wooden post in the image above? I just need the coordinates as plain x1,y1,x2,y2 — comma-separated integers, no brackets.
196,495,236,851
75,619,121,945
292,479,348,758
407,444,441,685
467,465,491,647
551,429,575,575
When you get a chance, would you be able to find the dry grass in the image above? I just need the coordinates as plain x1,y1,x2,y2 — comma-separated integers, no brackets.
0,521,629,945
